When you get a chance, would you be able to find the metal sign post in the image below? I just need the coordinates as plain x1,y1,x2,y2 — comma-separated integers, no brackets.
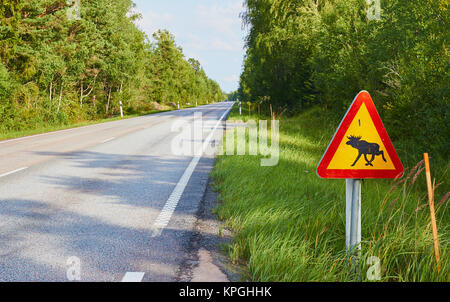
346,179,361,257
317,91,405,280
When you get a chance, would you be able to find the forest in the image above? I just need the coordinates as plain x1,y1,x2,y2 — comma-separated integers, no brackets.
235,0,449,158
0,0,225,134
217,0,448,282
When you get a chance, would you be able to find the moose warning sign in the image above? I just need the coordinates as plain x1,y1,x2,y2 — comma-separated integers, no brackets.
317,91,404,179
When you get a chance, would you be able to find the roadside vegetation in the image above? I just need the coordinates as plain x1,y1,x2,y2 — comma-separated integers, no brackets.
236,0,448,158
0,0,225,137
212,0,448,282
212,104,448,282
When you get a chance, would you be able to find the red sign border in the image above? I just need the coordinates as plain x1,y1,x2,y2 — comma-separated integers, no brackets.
317,91,404,179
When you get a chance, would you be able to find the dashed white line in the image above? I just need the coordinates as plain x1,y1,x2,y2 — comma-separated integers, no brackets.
121,272,145,282
0,167,28,178
101,137,115,144
151,104,233,237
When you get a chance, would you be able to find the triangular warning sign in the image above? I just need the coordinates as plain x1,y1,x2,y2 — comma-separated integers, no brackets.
317,91,404,179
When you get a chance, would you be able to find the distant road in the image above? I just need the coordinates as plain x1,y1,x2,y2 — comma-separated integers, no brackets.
0,102,233,282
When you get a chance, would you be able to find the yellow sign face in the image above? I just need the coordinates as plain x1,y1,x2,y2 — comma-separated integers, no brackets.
327,103,395,170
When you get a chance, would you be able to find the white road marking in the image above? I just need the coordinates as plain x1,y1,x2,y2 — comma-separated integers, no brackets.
121,272,145,282
0,104,211,146
0,167,28,178
151,104,233,237
101,137,115,144
0,124,112,145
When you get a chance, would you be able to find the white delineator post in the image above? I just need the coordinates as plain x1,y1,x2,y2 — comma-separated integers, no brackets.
346,179,361,257
119,101,123,118
239,101,242,116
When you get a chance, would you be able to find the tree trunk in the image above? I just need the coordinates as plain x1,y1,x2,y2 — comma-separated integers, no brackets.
57,83,63,113
49,81,53,102
106,86,112,114
80,81,83,107
80,74,98,108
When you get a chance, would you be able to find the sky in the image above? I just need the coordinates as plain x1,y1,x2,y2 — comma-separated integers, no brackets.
132,0,246,93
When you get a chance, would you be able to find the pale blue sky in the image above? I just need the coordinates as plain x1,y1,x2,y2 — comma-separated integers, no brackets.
132,0,246,93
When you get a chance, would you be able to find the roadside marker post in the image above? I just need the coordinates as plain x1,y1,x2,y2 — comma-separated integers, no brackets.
119,101,123,118
239,101,242,116
317,91,404,261
424,153,441,274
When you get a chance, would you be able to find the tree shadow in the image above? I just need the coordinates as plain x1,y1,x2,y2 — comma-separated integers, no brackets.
0,197,222,282
0,149,220,281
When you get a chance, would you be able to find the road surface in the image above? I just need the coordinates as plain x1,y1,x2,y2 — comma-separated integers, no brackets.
0,102,233,282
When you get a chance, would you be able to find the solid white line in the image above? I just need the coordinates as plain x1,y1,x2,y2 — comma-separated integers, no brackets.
0,103,230,146
151,104,233,237
0,167,28,178
101,137,115,144
121,272,145,282
0,111,155,146
0,125,107,145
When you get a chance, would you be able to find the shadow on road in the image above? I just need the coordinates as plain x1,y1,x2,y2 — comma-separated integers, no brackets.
0,150,219,281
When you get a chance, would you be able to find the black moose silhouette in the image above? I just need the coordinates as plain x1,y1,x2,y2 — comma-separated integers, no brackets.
346,135,387,167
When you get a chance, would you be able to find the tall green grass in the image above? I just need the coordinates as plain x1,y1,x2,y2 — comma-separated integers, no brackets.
212,104,449,282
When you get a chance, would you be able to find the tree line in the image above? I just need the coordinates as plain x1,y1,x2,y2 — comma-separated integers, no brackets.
0,0,225,133
236,0,448,157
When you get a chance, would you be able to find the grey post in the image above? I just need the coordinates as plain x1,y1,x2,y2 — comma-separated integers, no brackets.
346,179,361,256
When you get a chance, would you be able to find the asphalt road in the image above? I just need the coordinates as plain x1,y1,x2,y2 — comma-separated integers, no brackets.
0,102,234,282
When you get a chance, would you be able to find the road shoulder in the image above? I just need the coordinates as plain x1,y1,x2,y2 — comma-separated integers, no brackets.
176,177,244,282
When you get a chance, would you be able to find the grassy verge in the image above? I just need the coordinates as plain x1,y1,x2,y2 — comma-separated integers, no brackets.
211,104,449,282
0,108,178,141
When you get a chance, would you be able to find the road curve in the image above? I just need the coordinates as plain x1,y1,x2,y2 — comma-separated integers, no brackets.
0,102,234,282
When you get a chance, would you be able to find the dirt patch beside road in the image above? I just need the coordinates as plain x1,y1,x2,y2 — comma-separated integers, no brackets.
177,178,244,282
